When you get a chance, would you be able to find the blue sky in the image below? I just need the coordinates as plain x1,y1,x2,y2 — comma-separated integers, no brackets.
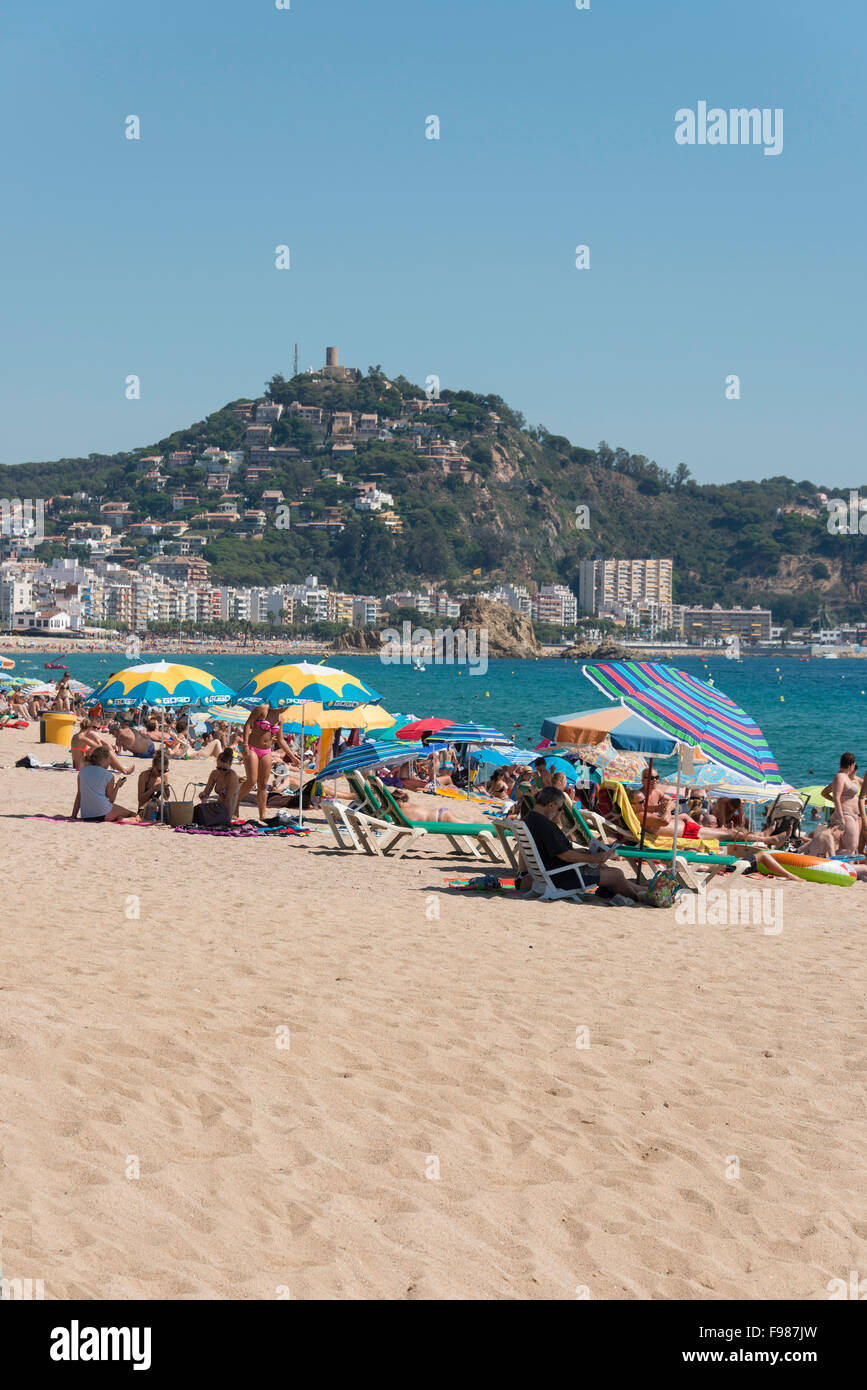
1,0,865,484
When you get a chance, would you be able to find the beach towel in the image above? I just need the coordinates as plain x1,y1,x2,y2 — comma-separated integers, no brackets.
445,875,517,893
15,755,73,769
173,821,310,837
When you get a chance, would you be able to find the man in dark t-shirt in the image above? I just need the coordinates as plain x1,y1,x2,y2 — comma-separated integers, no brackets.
519,789,650,902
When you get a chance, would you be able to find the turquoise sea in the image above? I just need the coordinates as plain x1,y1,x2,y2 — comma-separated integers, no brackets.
9,650,867,789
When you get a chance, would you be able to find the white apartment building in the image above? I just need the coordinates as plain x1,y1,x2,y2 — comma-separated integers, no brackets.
492,583,531,617
0,574,34,627
532,584,578,627
578,558,673,615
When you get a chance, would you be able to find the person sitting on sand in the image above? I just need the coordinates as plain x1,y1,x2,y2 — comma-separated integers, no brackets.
71,746,139,823
72,718,133,774
137,753,171,819
823,752,862,855
8,690,30,721
486,768,514,799
515,786,656,904
199,748,240,820
171,719,225,760
800,820,843,859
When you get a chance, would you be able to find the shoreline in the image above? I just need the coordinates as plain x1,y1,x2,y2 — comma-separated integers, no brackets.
0,636,859,661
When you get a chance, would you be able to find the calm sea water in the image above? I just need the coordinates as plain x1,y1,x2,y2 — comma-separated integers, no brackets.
11,650,867,788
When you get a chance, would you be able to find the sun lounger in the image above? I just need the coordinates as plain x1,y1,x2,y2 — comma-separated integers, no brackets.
516,787,747,887
321,796,426,858
364,774,504,862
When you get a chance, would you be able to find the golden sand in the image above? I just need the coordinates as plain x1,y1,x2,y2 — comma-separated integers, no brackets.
1,726,864,1300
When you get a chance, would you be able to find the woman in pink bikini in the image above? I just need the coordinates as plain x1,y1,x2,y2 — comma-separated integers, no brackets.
239,704,293,821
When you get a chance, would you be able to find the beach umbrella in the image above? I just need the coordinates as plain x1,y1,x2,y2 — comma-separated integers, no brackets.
233,661,381,825
315,740,429,780
194,703,251,726
431,723,511,745
374,713,416,742
86,660,236,709
396,716,452,741
423,723,511,797
540,706,677,756
571,739,649,784
796,784,834,808
583,662,783,785
281,703,396,736
85,661,237,825
583,660,784,855
234,660,379,710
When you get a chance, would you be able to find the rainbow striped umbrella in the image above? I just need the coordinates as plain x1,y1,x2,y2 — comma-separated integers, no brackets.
234,661,379,710
85,660,236,708
583,661,783,786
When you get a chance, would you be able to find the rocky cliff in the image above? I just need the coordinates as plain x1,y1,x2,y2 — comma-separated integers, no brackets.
330,628,383,654
457,598,541,658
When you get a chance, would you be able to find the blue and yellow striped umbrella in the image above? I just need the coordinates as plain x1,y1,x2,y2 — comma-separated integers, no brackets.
234,661,380,711
85,660,236,709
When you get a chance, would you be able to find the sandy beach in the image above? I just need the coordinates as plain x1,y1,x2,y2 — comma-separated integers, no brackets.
1,723,865,1301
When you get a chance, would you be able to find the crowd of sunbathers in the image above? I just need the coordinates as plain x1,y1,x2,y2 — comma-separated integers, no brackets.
11,684,867,882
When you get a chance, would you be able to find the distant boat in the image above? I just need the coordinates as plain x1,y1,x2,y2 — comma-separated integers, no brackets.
413,657,425,672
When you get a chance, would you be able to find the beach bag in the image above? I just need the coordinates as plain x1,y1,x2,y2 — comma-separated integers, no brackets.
193,800,231,828
645,869,680,908
166,782,197,826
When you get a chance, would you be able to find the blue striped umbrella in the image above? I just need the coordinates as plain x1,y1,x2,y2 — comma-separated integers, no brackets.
316,740,428,780
428,723,511,745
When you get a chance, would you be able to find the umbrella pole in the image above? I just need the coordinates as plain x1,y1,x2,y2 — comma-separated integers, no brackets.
298,710,304,827
670,745,684,867
160,708,165,825
636,755,653,883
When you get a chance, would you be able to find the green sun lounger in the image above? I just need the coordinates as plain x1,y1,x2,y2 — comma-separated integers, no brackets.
359,773,508,862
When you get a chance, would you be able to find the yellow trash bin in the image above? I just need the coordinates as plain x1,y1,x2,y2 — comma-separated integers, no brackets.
41,712,77,748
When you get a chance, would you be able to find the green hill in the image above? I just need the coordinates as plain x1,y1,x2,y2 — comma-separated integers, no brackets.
2,365,866,625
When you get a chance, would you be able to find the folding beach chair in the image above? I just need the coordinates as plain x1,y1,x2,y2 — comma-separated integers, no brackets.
509,820,588,902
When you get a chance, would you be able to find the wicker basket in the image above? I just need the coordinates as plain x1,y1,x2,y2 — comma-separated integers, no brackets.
166,782,197,826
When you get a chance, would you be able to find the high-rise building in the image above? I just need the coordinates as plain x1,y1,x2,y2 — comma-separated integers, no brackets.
578,558,673,615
